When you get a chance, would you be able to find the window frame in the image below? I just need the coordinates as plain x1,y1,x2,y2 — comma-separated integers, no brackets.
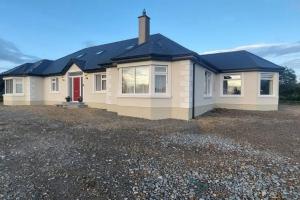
154,66,168,94
220,73,243,97
204,70,212,97
15,78,24,94
258,72,275,97
50,77,59,93
94,72,107,93
4,79,14,94
118,64,171,98
3,77,24,96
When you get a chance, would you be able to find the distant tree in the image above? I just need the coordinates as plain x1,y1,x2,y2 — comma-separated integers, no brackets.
279,67,300,101
279,67,297,85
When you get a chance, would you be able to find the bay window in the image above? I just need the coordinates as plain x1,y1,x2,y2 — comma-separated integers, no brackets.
121,65,168,95
4,78,23,94
222,74,242,95
204,71,212,96
260,73,274,95
95,73,106,91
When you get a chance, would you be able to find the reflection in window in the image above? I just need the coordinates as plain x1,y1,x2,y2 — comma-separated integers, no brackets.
260,73,273,95
223,75,241,95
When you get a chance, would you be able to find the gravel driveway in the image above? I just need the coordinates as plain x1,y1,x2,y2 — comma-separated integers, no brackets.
0,105,299,199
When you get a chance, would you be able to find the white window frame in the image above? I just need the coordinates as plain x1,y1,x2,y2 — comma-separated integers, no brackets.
4,79,14,95
204,70,212,97
154,66,168,94
50,77,59,93
118,64,171,98
15,78,24,94
3,77,24,96
94,72,106,93
220,73,244,97
258,72,275,97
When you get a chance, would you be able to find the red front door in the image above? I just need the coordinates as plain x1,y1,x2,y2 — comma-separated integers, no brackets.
73,77,80,101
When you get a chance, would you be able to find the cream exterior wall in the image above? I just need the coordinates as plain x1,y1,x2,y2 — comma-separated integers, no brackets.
214,72,279,110
106,60,192,120
3,61,280,120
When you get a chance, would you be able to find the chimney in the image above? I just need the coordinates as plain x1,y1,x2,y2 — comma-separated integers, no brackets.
138,9,150,45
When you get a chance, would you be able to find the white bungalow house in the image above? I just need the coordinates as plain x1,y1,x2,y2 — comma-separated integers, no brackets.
1,11,283,120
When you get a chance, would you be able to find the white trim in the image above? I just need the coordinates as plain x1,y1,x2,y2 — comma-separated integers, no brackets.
204,70,212,97
220,73,244,97
258,72,276,97
50,77,60,93
3,77,24,96
93,72,107,93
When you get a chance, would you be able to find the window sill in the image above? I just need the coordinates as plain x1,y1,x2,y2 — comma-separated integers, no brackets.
50,91,60,94
93,90,106,94
204,95,212,99
258,95,276,98
4,93,24,97
220,95,243,98
118,94,171,99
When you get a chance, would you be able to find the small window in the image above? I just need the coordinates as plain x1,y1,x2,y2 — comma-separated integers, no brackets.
51,78,59,92
204,71,212,96
15,78,23,93
96,50,104,55
260,73,274,95
154,66,167,93
223,74,241,95
76,53,85,58
95,73,106,91
5,79,13,94
126,45,134,50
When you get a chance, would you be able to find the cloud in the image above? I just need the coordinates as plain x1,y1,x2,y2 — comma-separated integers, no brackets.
0,38,39,66
201,41,300,81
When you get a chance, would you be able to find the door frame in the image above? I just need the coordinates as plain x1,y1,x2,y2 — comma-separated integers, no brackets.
70,76,82,102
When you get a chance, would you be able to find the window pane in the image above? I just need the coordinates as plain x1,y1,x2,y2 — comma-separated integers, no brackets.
155,66,167,73
5,79,13,94
223,79,241,95
135,67,149,93
56,78,59,91
260,80,273,95
155,75,166,93
224,75,241,80
122,68,135,93
15,79,23,93
205,71,211,95
95,75,101,91
101,79,106,90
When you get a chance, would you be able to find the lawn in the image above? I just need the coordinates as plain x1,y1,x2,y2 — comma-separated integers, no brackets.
0,105,299,199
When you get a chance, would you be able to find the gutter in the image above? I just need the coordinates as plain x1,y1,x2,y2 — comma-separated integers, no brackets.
192,62,196,119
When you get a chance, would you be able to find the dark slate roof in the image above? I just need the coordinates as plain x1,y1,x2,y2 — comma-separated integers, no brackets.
113,34,196,61
201,50,283,72
1,34,283,77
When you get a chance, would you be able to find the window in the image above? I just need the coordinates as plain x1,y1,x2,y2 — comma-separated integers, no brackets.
51,78,59,92
260,73,274,95
5,79,13,94
15,78,23,93
122,67,149,94
204,71,212,96
154,66,167,93
95,73,106,91
223,74,242,95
